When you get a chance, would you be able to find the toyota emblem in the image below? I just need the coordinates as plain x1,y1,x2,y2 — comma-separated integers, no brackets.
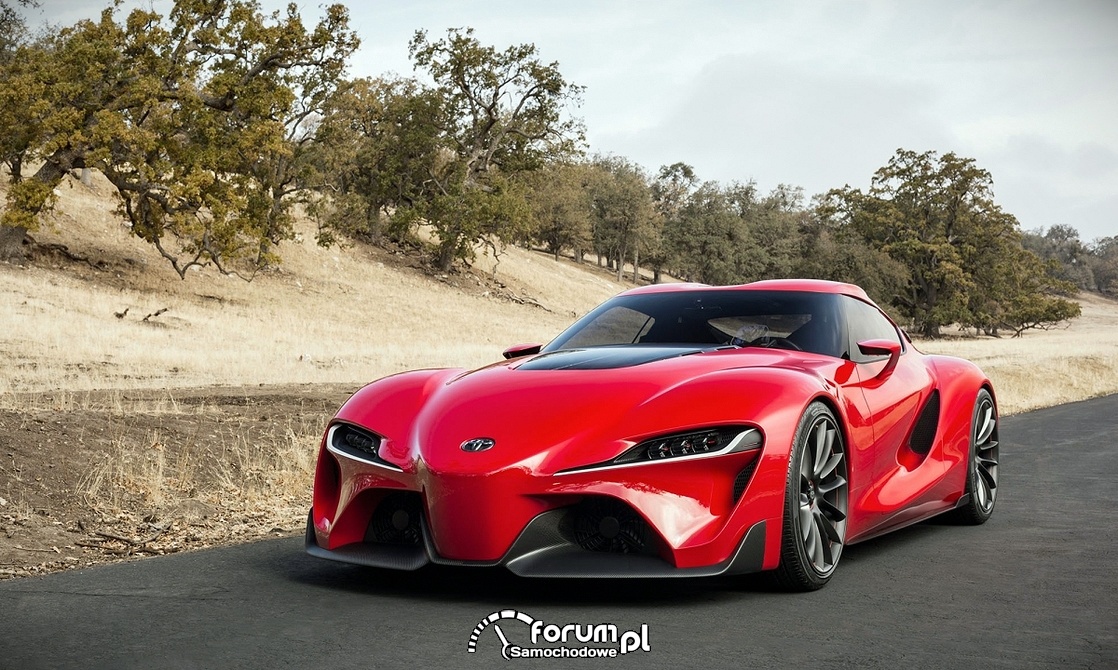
460,437,496,452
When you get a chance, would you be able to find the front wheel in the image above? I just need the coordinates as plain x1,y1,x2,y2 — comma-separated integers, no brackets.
773,402,849,591
950,388,999,524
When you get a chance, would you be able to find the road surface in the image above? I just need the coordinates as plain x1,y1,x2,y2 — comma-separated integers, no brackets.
1,395,1115,669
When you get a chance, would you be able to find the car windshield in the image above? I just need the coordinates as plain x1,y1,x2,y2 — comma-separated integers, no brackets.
543,289,846,359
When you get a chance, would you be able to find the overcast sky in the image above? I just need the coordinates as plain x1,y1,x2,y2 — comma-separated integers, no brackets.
21,0,1118,241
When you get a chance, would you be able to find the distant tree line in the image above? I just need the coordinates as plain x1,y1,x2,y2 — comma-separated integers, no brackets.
1021,224,1118,296
508,150,1081,338
0,0,1091,337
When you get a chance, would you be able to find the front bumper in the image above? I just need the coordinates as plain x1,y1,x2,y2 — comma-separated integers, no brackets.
304,508,768,578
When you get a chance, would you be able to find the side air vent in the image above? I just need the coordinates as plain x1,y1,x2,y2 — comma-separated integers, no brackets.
733,461,758,502
909,390,941,455
366,492,424,546
560,498,657,555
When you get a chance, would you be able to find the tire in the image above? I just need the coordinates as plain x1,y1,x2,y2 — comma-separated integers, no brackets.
950,388,999,524
773,401,849,591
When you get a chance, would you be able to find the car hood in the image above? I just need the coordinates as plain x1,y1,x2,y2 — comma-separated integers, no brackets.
345,346,826,476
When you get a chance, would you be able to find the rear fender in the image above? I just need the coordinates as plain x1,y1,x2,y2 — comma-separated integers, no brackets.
927,356,995,493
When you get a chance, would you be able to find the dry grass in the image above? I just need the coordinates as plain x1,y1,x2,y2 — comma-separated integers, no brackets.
0,171,624,400
915,291,1118,415
78,416,320,521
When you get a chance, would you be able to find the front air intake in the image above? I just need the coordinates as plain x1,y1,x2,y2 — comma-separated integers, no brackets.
366,492,424,546
561,498,656,555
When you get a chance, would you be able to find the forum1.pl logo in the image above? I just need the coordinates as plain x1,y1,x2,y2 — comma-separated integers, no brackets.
468,610,652,660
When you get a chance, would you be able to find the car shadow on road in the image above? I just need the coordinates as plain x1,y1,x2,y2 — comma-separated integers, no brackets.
275,543,795,606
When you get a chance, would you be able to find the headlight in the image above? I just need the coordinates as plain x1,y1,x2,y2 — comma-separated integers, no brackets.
613,427,762,464
325,423,403,472
557,426,762,475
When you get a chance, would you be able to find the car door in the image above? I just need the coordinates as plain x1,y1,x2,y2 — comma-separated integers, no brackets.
840,296,940,538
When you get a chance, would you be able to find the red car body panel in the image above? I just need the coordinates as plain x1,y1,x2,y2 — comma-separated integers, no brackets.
307,279,995,577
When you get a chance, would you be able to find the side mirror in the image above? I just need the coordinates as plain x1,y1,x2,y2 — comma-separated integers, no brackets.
857,339,901,380
502,343,542,360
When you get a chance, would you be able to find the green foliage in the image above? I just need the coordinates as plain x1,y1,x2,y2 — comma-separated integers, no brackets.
662,179,837,289
396,28,585,270
1,177,53,228
308,76,444,245
423,173,532,270
1021,224,1096,291
584,156,658,281
820,149,1080,336
0,3,46,182
795,219,910,308
0,0,34,58
645,163,698,281
1088,236,1118,295
312,29,584,271
522,160,594,260
663,181,750,284
1,0,358,278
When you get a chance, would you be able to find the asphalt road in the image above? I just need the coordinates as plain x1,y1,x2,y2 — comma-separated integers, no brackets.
1,395,1115,670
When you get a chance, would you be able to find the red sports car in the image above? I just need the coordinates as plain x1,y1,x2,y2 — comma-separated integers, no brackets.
306,279,999,590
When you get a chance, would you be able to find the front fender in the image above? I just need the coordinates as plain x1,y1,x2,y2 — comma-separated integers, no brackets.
334,368,464,467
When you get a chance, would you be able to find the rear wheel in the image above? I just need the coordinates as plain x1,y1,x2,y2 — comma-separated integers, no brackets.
951,388,999,524
773,402,849,591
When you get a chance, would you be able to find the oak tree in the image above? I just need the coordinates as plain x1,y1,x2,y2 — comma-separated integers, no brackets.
0,0,358,277
586,156,657,282
308,76,444,246
820,149,1079,336
522,160,594,261
407,28,584,270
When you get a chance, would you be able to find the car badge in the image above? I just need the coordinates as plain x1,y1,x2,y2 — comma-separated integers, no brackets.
460,437,496,452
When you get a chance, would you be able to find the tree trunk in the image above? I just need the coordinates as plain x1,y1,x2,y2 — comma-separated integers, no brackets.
35,149,82,191
8,154,22,184
436,242,456,272
0,226,28,263
631,249,640,283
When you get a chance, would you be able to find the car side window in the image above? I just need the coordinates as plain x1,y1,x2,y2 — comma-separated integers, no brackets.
843,296,903,364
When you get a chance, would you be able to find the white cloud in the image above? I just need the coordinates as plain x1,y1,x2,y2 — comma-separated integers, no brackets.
595,53,952,196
